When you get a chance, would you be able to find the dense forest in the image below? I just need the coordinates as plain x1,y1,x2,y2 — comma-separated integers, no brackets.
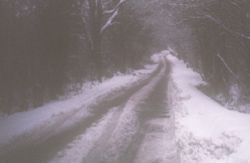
1,0,250,113
0,0,153,113
171,0,250,110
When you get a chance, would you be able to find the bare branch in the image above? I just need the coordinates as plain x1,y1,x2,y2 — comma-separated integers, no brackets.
205,14,250,40
217,53,238,79
101,0,127,33
101,10,118,33
103,0,127,14
174,12,250,40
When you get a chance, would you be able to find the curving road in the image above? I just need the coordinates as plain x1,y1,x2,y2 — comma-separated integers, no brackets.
0,57,178,163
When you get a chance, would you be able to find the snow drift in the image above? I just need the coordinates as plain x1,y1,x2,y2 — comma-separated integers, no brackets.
166,52,250,163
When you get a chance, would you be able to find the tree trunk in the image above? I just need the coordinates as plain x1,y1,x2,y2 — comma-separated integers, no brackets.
88,0,103,81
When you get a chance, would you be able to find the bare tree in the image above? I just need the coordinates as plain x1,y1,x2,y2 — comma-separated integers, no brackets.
172,0,250,102
79,0,127,80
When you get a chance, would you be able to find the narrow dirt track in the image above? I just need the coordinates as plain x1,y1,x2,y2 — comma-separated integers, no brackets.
0,57,178,163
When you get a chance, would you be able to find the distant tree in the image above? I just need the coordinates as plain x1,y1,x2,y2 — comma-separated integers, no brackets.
171,0,250,104
0,0,155,113
77,0,127,80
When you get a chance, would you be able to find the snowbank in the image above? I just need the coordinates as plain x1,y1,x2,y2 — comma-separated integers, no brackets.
167,54,250,163
0,63,158,154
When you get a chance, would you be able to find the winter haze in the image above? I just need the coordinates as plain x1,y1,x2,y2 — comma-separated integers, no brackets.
1,0,250,163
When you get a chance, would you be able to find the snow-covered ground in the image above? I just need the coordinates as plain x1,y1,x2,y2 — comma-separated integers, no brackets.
48,107,120,163
0,63,158,154
2,49,249,163
49,56,171,163
167,53,250,163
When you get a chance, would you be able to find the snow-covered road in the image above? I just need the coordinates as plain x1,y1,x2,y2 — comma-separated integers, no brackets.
2,49,249,163
0,54,178,163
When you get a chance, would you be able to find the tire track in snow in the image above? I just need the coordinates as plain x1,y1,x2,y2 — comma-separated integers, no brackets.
81,57,168,163
49,56,177,163
0,61,163,163
48,107,121,163
133,59,179,163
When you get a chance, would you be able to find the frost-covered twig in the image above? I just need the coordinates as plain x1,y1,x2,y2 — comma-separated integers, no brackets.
205,14,250,40
101,0,127,33
217,53,238,79
101,10,119,33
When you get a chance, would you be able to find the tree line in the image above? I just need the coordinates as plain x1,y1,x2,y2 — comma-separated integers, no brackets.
170,0,250,107
0,0,153,113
